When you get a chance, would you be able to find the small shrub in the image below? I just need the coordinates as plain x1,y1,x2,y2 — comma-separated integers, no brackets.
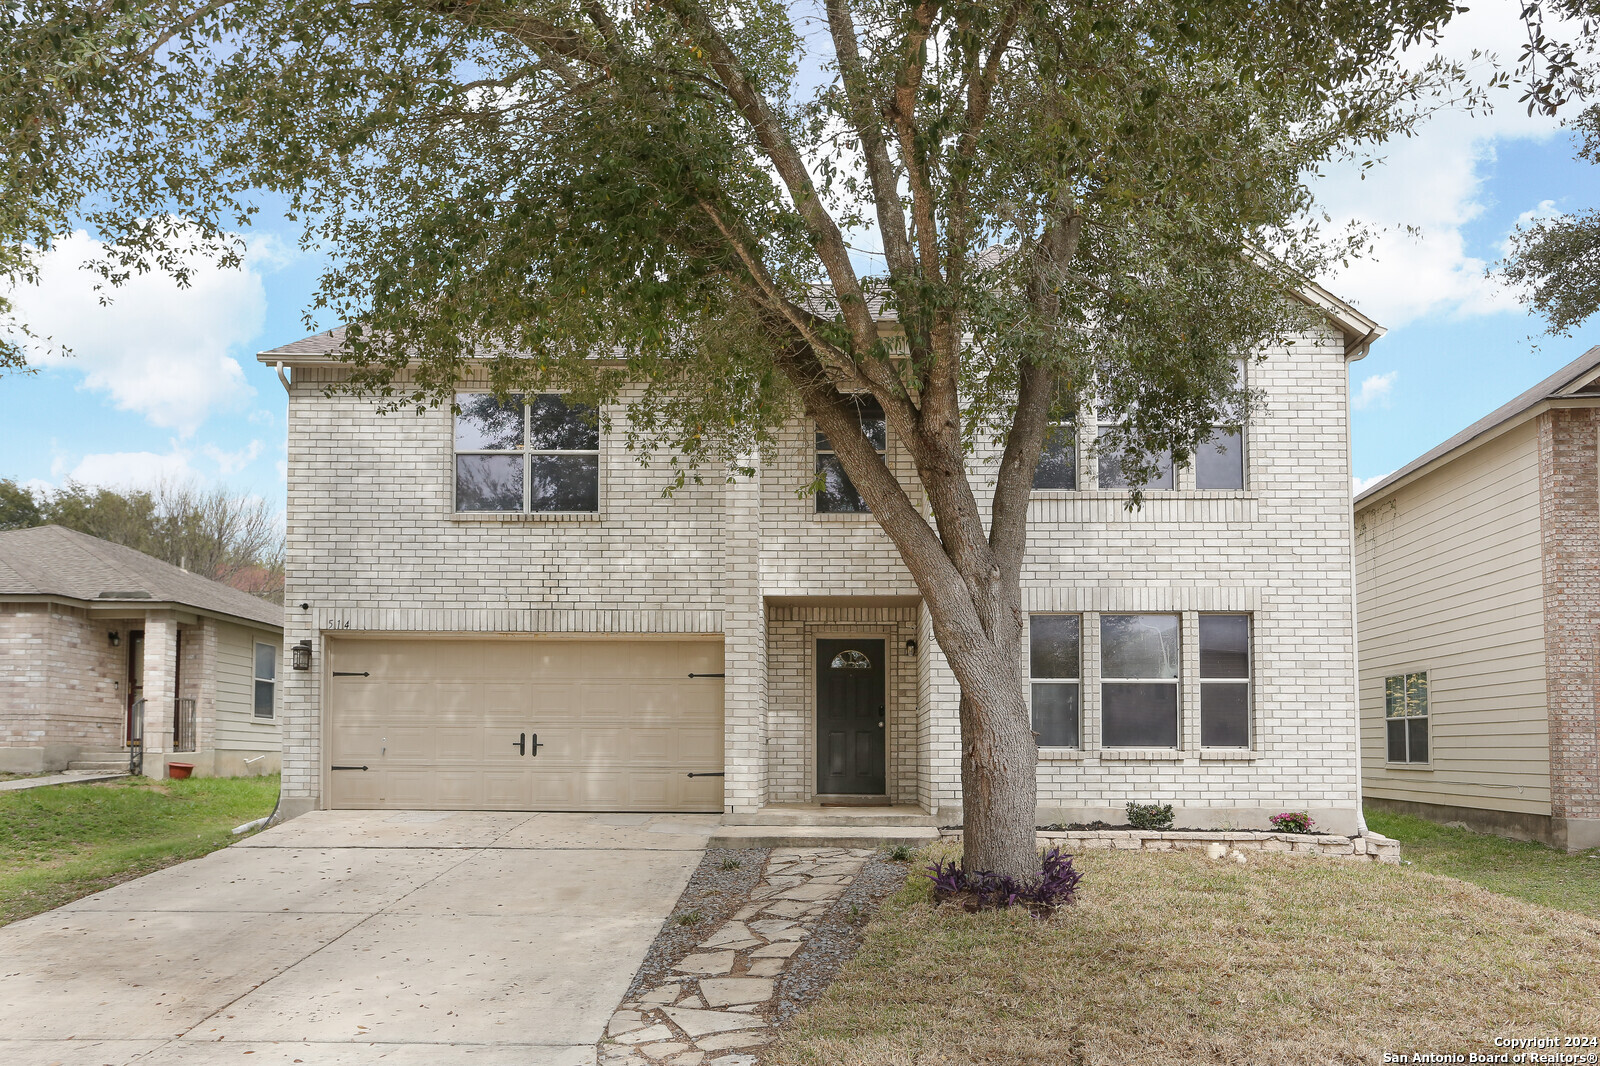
886,843,917,862
673,909,702,927
719,857,742,870
1269,811,1316,834
927,846,1084,916
1125,802,1175,831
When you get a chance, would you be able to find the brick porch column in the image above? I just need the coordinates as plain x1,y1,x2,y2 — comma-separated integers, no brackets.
722,455,767,816
139,611,178,779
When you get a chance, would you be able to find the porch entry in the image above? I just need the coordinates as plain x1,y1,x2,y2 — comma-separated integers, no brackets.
816,638,886,795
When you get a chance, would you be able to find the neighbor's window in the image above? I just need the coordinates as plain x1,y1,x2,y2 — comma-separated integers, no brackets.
815,395,888,513
454,393,600,513
1029,615,1081,747
1097,426,1173,490
1199,615,1251,747
1032,423,1077,490
1385,672,1429,764
1101,614,1179,747
1196,360,1246,490
254,643,277,720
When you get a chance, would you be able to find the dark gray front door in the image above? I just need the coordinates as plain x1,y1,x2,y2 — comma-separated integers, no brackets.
816,638,886,795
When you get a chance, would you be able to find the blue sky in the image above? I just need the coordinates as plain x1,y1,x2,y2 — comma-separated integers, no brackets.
2,3,1598,511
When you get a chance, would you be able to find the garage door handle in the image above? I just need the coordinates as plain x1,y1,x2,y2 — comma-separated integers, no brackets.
331,765,368,771
687,772,725,778
688,673,725,679
513,733,526,756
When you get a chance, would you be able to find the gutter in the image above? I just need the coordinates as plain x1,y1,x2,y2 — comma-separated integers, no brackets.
276,361,291,393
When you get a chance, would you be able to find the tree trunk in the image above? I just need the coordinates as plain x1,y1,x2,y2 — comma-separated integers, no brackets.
954,674,1039,879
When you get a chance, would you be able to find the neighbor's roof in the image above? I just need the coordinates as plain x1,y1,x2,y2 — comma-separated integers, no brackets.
1354,344,1600,508
0,525,283,631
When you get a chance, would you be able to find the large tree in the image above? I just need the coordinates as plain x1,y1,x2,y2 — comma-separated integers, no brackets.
4,0,1460,878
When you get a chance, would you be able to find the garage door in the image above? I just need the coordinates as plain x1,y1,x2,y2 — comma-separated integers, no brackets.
324,637,724,811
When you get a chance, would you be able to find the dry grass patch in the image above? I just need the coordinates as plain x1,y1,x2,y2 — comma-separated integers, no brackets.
771,845,1600,1065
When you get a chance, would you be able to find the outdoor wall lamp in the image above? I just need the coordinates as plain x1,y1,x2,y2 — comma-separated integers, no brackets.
905,638,918,654
108,631,120,647
292,639,312,671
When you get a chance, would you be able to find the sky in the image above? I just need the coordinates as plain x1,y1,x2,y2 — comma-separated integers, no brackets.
1,3,1598,512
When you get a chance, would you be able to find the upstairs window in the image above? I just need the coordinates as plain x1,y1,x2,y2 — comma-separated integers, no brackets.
1097,426,1173,490
815,395,887,513
253,643,277,720
1029,615,1081,747
1199,615,1251,747
1197,360,1246,489
1385,671,1430,764
1032,423,1077,490
1101,614,1179,747
455,393,600,513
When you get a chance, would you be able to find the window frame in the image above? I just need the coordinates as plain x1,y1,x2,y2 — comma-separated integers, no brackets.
1031,422,1078,492
1095,424,1174,491
1384,670,1431,767
813,394,889,514
253,642,277,721
1198,613,1252,748
1028,613,1082,749
1194,358,1248,491
1099,613,1181,748
453,392,601,514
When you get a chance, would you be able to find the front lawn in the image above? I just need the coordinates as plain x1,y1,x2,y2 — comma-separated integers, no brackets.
0,775,279,927
1366,807,1600,918
772,846,1600,1065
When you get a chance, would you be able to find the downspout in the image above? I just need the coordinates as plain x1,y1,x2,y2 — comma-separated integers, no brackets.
1346,343,1370,834
275,361,291,392
265,360,290,829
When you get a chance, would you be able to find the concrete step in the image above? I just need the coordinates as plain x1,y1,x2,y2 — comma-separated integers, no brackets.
726,804,941,828
708,825,941,849
66,760,130,772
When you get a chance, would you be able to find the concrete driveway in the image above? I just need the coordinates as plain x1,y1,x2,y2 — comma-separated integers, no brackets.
0,810,716,1066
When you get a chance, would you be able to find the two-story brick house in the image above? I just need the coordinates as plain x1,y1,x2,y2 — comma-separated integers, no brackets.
260,283,1380,833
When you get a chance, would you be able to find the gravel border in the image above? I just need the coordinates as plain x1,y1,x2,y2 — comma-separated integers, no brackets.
621,845,769,1002
772,854,911,1025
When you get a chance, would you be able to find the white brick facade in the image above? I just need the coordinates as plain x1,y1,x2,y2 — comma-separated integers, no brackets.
267,323,1363,832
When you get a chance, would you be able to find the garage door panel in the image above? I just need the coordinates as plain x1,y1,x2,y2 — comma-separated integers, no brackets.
328,638,723,812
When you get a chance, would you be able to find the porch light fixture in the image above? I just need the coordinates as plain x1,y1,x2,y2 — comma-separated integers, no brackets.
108,631,120,647
905,638,917,654
292,639,312,671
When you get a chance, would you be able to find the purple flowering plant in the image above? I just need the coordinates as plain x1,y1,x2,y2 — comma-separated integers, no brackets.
927,846,1083,915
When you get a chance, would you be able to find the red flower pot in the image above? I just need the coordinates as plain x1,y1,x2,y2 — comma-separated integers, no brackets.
167,762,195,780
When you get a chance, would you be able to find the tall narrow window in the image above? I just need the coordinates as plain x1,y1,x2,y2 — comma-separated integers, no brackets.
1097,427,1173,490
454,393,599,513
1199,615,1250,747
1029,615,1081,747
1385,672,1430,764
253,643,277,720
1101,614,1179,747
815,395,888,513
1032,424,1077,490
1196,359,1246,489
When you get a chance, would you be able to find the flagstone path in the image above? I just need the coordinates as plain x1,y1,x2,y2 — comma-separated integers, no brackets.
599,846,878,1066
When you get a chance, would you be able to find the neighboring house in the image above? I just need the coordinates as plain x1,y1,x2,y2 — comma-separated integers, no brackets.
1354,346,1600,852
0,525,284,778
260,284,1380,832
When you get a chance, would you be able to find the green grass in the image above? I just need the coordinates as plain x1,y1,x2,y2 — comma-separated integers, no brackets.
1366,807,1600,919
0,774,279,926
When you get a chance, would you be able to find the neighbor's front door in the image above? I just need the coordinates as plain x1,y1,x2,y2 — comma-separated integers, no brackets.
815,638,886,795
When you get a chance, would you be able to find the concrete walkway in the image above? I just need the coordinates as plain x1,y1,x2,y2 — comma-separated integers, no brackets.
0,771,127,792
0,809,716,1066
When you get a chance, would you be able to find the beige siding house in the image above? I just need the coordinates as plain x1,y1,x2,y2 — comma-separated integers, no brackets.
1355,346,1600,851
0,525,284,778
261,286,1381,833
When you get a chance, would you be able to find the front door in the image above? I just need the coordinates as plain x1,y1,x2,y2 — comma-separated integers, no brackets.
125,630,144,746
815,638,886,795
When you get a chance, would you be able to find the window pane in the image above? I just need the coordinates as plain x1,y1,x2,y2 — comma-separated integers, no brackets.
455,393,524,449
1385,676,1405,718
1196,426,1244,490
1030,615,1080,679
1101,614,1179,679
1407,718,1429,763
1387,718,1407,762
1201,683,1249,746
1406,673,1429,718
817,395,887,455
1199,615,1249,678
528,454,599,512
1102,683,1178,747
254,679,274,718
1032,425,1077,490
528,394,599,450
254,643,276,682
815,453,868,513
1097,426,1173,490
1032,682,1079,747
456,454,524,511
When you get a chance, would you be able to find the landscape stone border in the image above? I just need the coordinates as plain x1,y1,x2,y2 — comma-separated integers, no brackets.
940,827,1402,862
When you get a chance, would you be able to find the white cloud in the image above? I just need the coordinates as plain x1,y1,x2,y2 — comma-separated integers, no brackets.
247,408,276,428
62,447,196,490
1352,371,1397,411
1353,470,1396,495
202,439,263,475
1312,4,1598,329
6,228,270,434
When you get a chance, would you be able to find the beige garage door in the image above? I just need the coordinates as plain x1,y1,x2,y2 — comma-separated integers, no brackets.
325,637,724,811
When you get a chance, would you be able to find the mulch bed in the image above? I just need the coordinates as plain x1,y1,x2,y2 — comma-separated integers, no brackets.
621,846,769,1002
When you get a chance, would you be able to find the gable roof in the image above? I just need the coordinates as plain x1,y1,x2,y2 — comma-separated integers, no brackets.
1354,344,1600,508
0,525,283,631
